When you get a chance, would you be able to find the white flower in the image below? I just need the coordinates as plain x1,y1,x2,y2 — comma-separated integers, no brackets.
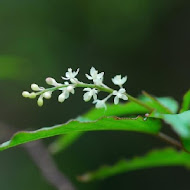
58,87,72,103
62,68,79,83
113,88,128,104
112,75,127,87
86,67,104,85
66,85,75,94
93,99,107,109
83,88,98,102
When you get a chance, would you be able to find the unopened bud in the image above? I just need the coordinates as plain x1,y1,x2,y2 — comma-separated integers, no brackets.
58,93,65,103
22,91,30,98
37,96,44,107
43,91,52,99
31,84,40,91
29,92,37,99
46,77,57,86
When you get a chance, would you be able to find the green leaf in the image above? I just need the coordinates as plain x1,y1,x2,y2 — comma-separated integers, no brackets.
151,111,190,151
84,102,149,120
156,97,179,114
49,96,178,154
152,111,190,138
141,91,178,114
180,90,190,113
49,102,150,154
0,116,161,151
78,148,190,182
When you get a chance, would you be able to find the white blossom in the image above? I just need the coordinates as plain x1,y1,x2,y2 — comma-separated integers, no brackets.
62,68,79,83
112,75,127,87
113,88,128,104
86,67,104,85
93,99,107,109
83,88,98,102
66,85,75,94
23,67,130,109
58,88,70,103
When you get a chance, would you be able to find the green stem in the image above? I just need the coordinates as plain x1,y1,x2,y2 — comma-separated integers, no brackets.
36,82,154,112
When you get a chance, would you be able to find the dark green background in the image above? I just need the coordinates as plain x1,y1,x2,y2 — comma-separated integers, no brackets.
0,0,190,189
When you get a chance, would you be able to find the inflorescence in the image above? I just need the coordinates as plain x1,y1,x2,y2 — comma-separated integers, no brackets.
22,67,128,109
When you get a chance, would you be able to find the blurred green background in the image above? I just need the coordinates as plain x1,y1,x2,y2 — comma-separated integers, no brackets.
0,0,190,189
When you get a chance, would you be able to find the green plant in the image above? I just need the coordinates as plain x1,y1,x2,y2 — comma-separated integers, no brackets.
2,67,190,184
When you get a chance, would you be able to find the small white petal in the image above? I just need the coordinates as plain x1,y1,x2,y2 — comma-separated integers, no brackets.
97,72,104,78
121,76,127,84
64,91,70,99
112,90,118,95
64,82,69,85
67,85,74,93
85,74,92,80
70,78,78,83
114,96,119,104
119,88,126,93
121,94,128,100
93,93,97,101
83,88,91,92
75,68,80,75
61,77,69,80
90,67,96,75
83,92,91,102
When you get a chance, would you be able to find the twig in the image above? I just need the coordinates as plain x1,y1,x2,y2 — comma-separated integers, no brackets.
157,132,185,151
0,122,75,190
24,141,75,190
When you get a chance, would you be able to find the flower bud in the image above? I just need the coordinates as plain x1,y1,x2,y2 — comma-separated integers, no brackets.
22,91,30,98
58,93,65,103
46,77,57,86
43,91,52,99
29,92,37,99
37,96,43,107
31,84,40,91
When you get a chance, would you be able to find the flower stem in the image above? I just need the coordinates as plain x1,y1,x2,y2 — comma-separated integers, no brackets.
36,82,154,112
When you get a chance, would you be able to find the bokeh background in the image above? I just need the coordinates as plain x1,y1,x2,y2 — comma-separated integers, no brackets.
0,0,190,189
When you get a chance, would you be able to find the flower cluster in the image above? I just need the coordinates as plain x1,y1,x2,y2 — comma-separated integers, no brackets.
22,67,128,109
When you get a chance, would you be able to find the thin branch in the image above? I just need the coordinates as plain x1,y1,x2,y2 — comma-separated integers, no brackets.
157,132,185,151
24,141,75,190
0,122,75,190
